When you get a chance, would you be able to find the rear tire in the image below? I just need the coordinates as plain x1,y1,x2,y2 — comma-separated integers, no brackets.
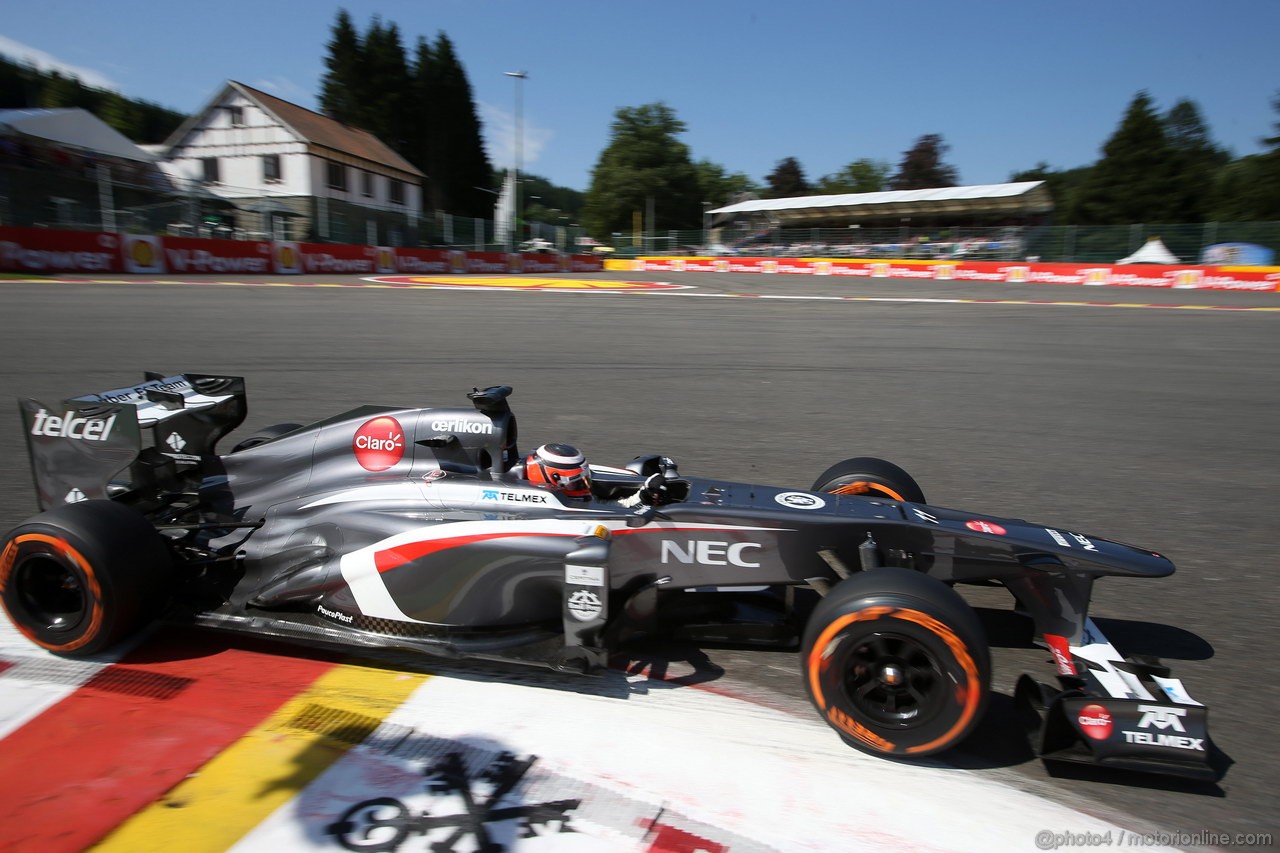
812,457,926,503
0,500,171,656
802,568,989,757
231,422,303,453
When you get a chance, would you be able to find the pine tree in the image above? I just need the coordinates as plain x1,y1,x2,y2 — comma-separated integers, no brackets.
1163,99,1228,222
1072,92,1181,224
319,10,363,123
764,157,810,197
425,34,493,218
888,134,958,190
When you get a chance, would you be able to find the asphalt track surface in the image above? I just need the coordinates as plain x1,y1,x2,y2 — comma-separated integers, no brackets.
1,270,1277,847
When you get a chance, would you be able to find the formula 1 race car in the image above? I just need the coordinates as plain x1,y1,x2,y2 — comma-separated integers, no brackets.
2,373,1215,780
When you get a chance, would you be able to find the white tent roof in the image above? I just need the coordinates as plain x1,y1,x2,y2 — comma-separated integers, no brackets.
0,108,157,163
1117,237,1180,264
709,181,1053,224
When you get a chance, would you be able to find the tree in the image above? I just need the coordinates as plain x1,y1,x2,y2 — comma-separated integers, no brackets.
319,12,492,217
693,158,759,208
1009,161,1092,224
1163,98,1229,222
1071,91,1182,224
814,158,890,194
763,156,810,197
582,102,702,239
0,53,182,142
415,33,493,217
1209,90,1280,221
319,10,364,123
888,134,958,190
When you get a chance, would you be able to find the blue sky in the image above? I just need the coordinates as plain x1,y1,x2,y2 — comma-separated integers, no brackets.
2,0,1276,194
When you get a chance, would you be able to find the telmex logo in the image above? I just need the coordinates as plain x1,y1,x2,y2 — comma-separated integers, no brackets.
30,409,117,441
660,540,763,568
1136,704,1187,732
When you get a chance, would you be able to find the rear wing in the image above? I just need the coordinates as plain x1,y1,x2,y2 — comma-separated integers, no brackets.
19,372,246,510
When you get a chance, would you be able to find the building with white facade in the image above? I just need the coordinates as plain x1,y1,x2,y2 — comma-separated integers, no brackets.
158,81,424,244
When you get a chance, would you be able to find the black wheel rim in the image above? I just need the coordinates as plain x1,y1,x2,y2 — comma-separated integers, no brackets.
840,631,946,728
15,555,88,633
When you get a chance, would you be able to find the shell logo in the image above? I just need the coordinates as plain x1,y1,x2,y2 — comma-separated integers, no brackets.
132,240,154,266
814,262,831,276
871,263,890,278
672,259,686,272
933,264,955,281
122,235,163,273
272,240,296,270
449,250,467,274
762,260,777,274
714,259,729,273
1004,266,1029,283
377,247,395,271
1082,268,1111,286
508,253,522,273
1173,269,1203,289
558,255,571,272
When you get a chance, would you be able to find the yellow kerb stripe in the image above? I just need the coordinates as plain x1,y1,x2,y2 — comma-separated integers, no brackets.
93,662,428,852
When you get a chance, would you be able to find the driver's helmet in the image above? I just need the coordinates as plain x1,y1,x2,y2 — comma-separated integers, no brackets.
525,443,592,498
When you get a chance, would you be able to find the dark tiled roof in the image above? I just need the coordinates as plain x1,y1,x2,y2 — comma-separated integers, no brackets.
232,82,423,178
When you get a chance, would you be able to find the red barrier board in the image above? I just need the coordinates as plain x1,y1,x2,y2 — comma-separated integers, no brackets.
294,242,389,275
0,227,122,274
632,256,1280,292
464,251,515,274
160,236,273,274
393,247,458,274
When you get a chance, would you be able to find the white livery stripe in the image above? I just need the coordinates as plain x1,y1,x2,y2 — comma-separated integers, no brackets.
1070,617,1156,701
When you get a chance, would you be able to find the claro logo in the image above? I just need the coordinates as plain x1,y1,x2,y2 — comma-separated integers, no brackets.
1076,704,1113,740
353,416,405,471
29,409,117,441
660,540,763,568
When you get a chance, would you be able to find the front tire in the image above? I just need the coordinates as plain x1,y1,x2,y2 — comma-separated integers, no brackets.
0,500,171,656
802,568,989,757
812,457,926,503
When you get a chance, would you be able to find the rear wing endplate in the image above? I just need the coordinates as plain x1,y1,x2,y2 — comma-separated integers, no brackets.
19,372,246,510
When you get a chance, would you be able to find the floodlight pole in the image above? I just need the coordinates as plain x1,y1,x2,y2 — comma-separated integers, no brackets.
504,70,527,253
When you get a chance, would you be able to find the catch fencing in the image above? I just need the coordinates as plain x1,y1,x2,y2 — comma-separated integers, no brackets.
0,155,586,253
624,222,1280,264
2,149,1274,264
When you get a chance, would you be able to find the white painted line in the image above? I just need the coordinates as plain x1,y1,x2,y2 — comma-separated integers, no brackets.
231,672,1179,852
0,621,118,739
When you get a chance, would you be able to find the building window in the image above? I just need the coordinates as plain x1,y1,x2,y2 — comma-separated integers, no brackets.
389,179,404,205
263,154,282,183
362,171,373,197
227,106,244,126
201,157,220,184
327,161,347,191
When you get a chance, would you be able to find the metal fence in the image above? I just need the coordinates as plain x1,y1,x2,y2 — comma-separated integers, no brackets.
0,154,587,252
3,150,1275,263
613,222,1280,264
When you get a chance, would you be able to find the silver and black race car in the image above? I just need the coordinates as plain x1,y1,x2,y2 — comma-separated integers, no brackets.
1,373,1216,780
